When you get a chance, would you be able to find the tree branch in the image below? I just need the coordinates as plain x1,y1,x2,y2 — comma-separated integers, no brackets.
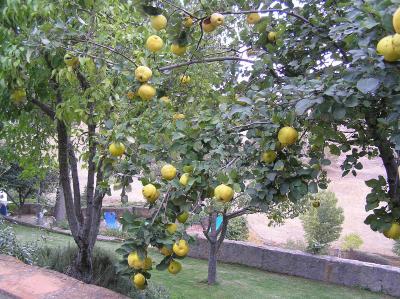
229,121,271,132
89,156,106,247
159,57,255,72
57,120,80,237
221,157,239,170
79,73,97,241
0,167,11,177
29,97,55,120
151,186,172,225
195,21,204,51
226,208,250,220
76,70,90,90
221,8,349,61
200,215,213,243
68,141,82,223
217,215,228,250
72,39,138,66
160,0,199,20
220,9,311,25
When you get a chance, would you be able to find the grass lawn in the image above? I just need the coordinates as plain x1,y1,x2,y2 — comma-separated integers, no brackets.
12,224,394,299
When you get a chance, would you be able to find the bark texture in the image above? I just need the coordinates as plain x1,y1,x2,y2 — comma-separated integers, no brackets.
365,112,400,205
202,212,228,285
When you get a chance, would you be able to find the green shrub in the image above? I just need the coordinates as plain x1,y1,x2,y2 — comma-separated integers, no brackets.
37,245,169,299
393,240,400,256
340,233,363,251
186,210,207,226
101,228,130,239
300,191,344,254
7,203,18,215
56,219,70,230
0,218,40,264
226,216,249,241
284,239,307,251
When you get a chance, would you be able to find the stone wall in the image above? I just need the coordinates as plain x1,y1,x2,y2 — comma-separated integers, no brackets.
188,236,400,297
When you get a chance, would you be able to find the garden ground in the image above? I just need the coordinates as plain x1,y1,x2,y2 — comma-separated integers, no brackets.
11,224,394,299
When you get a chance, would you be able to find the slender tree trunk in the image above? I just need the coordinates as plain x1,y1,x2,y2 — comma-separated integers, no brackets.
54,182,66,224
36,183,44,225
121,184,128,204
208,239,218,284
205,212,229,285
207,213,218,285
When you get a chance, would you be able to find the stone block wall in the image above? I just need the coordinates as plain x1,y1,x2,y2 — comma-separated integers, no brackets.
188,236,400,297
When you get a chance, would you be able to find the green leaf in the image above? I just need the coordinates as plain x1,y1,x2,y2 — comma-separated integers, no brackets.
333,107,346,120
273,160,284,171
236,97,252,105
174,31,189,46
295,98,321,115
356,78,380,94
142,5,163,16
122,211,137,224
308,182,318,193
156,257,170,271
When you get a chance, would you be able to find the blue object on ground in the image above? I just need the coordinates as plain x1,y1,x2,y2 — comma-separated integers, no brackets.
209,215,223,233
104,212,119,229
0,204,7,216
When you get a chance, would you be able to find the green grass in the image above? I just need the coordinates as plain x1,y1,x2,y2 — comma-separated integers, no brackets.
12,224,394,299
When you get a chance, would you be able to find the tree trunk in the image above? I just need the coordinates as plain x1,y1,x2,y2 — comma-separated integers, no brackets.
68,242,94,283
207,213,218,285
36,184,44,225
121,184,128,204
54,182,66,224
205,212,229,285
208,240,218,285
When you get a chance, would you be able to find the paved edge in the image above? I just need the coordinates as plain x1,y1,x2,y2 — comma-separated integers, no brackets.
0,255,129,299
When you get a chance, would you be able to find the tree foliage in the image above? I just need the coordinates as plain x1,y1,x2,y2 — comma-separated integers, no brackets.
0,162,38,208
301,191,344,254
1,0,400,288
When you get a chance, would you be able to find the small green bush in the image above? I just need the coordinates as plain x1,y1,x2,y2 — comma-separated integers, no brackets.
284,239,307,251
101,228,130,239
393,240,400,256
226,216,249,241
7,203,18,215
340,233,363,251
0,218,40,264
56,219,70,230
37,245,169,299
300,191,344,254
186,210,207,226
